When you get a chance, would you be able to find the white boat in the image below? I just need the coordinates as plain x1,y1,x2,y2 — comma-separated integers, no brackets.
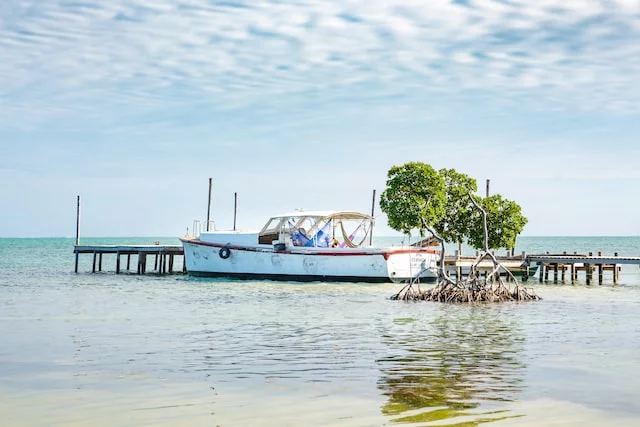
180,211,440,283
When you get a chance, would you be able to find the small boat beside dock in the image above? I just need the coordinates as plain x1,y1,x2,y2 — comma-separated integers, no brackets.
180,210,441,283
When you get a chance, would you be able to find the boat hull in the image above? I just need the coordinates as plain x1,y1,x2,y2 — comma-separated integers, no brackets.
181,239,439,283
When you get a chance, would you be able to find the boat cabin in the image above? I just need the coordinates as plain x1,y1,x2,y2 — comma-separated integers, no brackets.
258,211,374,248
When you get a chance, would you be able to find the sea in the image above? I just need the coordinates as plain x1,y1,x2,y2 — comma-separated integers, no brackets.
1,236,640,427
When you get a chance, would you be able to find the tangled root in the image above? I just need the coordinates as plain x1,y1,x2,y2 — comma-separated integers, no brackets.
393,278,540,303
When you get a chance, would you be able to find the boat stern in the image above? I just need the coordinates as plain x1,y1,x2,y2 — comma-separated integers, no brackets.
385,249,440,283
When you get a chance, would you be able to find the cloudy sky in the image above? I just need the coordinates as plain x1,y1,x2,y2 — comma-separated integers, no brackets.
1,0,639,237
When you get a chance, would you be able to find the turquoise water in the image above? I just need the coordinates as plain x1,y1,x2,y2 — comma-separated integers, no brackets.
1,237,640,426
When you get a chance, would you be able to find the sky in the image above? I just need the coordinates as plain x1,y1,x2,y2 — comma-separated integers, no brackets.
0,0,639,238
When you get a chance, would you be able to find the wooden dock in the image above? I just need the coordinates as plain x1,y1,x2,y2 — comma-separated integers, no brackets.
74,245,185,275
443,251,640,285
524,251,640,285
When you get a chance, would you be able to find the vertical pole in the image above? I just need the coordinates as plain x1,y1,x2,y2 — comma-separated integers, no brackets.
233,192,238,231
75,195,81,246
127,254,131,270
597,251,603,285
169,254,174,273
92,251,97,273
485,179,490,198
368,189,376,246
570,263,576,282
613,252,619,284
553,263,558,282
74,194,81,274
538,262,544,282
98,253,103,271
521,263,529,282
116,251,121,274
544,264,549,281
206,178,213,231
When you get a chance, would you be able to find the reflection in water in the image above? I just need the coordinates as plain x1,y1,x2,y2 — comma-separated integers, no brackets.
377,306,526,426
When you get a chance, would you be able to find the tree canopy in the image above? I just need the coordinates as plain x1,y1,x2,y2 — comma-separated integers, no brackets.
379,162,446,236
467,194,528,250
434,168,477,245
380,162,527,250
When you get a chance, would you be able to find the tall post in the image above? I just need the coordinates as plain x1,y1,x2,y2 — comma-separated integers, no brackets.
538,262,544,282
206,178,213,232
233,192,238,231
485,179,490,198
369,189,376,246
75,195,81,246
74,196,80,272
597,251,603,285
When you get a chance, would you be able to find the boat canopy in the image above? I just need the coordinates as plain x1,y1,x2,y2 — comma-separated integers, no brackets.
258,211,374,248
267,211,373,221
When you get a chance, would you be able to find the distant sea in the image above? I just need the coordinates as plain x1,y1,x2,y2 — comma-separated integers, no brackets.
1,236,640,426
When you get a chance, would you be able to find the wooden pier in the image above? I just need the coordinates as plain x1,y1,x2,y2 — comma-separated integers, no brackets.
74,245,185,275
443,251,640,285
524,251,640,285
445,252,640,285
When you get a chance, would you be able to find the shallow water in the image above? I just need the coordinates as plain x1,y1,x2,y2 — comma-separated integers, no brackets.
1,237,640,426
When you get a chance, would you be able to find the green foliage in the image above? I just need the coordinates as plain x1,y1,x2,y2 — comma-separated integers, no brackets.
434,168,477,244
467,195,528,250
381,162,528,250
379,162,446,236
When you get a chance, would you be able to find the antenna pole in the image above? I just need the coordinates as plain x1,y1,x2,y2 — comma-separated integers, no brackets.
369,189,376,246
233,192,238,231
206,178,213,231
75,195,81,246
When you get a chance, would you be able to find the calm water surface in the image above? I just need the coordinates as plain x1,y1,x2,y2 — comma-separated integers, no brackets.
1,237,640,426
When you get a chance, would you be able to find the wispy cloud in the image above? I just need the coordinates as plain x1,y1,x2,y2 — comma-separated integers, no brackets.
1,0,639,129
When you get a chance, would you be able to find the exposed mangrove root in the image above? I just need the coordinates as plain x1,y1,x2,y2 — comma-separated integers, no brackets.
391,194,541,303
391,276,424,301
393,260,541,303
418,275,541,303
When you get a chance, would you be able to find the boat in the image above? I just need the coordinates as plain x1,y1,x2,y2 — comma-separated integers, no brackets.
180,210,440,283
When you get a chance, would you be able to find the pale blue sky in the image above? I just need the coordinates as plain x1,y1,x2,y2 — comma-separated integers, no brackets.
1,0,639,238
